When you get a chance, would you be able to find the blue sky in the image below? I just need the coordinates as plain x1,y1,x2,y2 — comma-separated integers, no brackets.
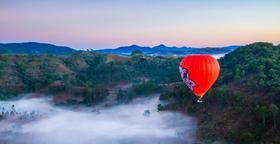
0,0,279,49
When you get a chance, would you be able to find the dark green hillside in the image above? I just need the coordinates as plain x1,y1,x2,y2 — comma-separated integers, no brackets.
0,42,76,55
0,52,180,105
160,42,280,143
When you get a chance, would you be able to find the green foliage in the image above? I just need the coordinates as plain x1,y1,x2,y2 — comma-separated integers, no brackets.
269,104,279,128
0,52,180,106
255,105,270,128
83,87,108,106
239,132,254,144
131,50,143,57
117,82,163,103
218,42,280,99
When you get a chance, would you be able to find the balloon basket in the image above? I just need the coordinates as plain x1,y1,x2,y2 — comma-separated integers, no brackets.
197,97,203,103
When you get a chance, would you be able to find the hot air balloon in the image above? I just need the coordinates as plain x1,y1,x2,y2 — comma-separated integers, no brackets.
179,54,220,102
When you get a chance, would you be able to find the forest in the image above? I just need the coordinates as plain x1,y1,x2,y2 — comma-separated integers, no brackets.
1,42,280,143
0,51,180,105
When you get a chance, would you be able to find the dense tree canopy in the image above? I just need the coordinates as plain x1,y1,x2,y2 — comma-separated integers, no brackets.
0,52,180,105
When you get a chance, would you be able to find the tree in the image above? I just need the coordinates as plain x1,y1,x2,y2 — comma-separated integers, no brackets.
131,50,143,57
270,104,279,128
256,105,269,128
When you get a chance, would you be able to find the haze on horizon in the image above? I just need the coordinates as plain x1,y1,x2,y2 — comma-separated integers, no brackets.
0,0,279,50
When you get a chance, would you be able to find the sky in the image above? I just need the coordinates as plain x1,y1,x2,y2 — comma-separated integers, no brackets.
0,0,280,49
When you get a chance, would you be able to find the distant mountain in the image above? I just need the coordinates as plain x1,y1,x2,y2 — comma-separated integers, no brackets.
0,42,76,55
95,44,241,56
0,42,241,56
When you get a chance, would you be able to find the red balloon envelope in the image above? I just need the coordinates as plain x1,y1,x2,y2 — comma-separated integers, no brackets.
179,54,220,102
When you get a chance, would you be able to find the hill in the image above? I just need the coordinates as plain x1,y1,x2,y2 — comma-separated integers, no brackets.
0,52,180,105
0,42,76,55
95,44,240,56
159,42,280,143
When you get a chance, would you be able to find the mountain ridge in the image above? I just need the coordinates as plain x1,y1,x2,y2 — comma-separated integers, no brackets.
0,42,240,56
0,42,76,55
95,44,241,56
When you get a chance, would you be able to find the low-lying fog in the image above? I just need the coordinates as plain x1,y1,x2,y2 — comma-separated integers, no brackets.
212,53,226,59
0,94,197,144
